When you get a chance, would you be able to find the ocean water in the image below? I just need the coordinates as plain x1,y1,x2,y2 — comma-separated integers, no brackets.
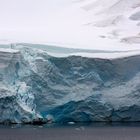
0,122,140,140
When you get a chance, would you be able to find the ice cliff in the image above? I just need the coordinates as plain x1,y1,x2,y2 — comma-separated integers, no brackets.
0,45,140,123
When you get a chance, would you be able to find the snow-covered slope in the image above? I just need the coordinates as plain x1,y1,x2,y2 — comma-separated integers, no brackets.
0,45,140,123
0,0,140,51
72,0,140,50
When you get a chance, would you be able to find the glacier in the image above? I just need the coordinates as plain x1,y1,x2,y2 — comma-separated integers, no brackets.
0,44,140,123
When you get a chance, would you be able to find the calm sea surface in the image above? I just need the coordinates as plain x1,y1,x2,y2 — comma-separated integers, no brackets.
0,122,140,140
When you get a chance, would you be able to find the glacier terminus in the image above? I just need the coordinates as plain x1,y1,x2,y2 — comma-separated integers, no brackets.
0,44,140,124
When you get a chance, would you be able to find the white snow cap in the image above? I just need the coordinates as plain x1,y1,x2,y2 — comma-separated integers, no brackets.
0,0,140,51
